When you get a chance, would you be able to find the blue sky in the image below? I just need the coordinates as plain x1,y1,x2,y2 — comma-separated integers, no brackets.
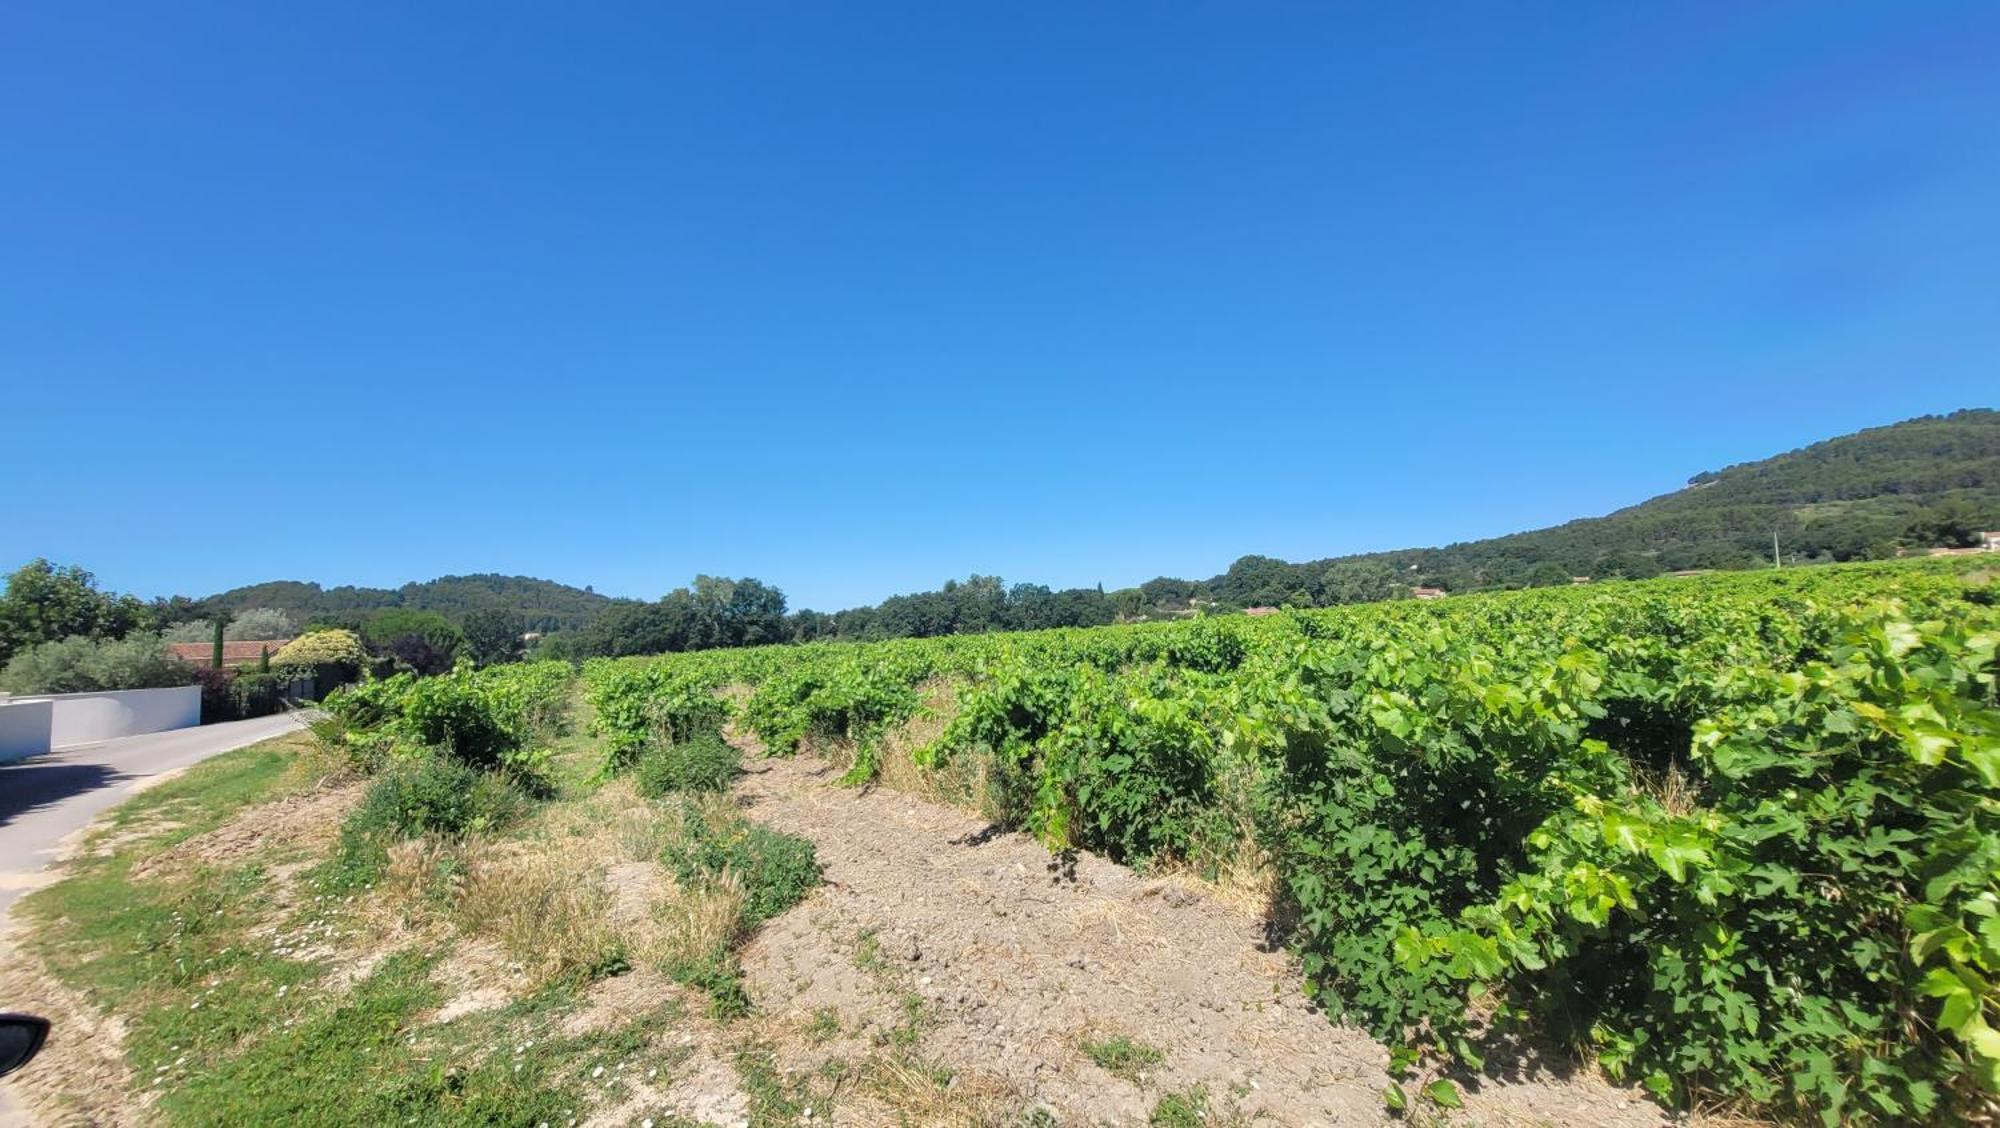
3,3,1996,611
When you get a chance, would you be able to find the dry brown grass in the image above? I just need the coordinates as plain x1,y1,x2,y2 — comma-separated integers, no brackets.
1642,760,1704,817
638,873,748,969
428,781,758,986
848,1051,1027,1128
453,836,625,983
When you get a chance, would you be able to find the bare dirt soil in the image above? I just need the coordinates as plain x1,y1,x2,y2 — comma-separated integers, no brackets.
731,754,1670,1127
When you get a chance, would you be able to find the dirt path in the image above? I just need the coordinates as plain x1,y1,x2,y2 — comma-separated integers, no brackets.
733,755,1667,1127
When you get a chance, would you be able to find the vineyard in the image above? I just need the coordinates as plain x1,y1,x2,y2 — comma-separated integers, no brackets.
585,558,2000,1124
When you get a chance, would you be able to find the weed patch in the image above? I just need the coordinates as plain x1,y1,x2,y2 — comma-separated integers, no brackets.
1081,1031,1164,1082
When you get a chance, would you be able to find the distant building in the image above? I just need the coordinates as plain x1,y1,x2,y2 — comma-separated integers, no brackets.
1668,569,1714,578
1410,586,1447,601
1985,531,2000,552
1571,576,1592,584
1243,606,1281,617
167,639,292,670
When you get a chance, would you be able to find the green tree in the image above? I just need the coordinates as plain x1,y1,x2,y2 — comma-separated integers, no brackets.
0,634,194,694
1525,562,1573,588
225,607,296,640
460,608,525,667
0,560,148,664
1315,560,1406,606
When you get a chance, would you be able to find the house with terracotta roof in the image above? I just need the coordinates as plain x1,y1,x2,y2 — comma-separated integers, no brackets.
1410,586,1447,600
167,639,293,670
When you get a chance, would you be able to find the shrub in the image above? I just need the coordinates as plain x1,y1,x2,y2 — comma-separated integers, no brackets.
661,799,818,931
229,671,287,718
398,667,521,771
195,668,289,723
324,755,529,890
323,672,415,731
0,633,195,694
635,732,741,797
360,609,464,675
351,755,526,839
270,629,367,689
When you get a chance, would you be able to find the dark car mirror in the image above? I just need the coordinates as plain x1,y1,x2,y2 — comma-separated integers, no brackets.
0,1014,50,1079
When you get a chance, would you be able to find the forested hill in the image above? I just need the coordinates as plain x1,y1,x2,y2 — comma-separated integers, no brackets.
203,574,612,633
1198,408,2000,606
184,409,1997,646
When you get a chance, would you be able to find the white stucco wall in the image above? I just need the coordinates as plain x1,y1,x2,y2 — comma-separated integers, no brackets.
4,686,202,750
0,700,55,762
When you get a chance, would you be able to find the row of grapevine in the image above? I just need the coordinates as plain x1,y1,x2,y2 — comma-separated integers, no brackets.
582,559,1999,1122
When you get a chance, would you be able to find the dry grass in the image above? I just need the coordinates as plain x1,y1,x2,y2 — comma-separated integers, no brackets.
851,1051,1027,1128
453,837,625,983
400,781,759,987
637,873,748,970
1641,760,1704,817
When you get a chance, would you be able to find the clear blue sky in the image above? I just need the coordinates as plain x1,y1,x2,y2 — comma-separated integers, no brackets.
4,3,1996,611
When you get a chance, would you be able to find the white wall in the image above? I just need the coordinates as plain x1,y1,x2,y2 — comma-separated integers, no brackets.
4,686,203,750
0,700,54,762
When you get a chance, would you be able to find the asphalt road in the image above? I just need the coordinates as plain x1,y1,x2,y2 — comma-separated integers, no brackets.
0,712,305,923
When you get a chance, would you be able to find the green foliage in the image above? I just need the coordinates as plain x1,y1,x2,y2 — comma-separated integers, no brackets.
0,559,152,665
567,575,789,659
351,755,527,839
1080,1033,1163,1081
740,649,926,769
635,731,741,796
397,667,522,770
361,608,465,675
203,573,613,634
318,662,573,785
666,950,753,1020
583,659,732,773
0,632,195,693
224,607,297,641
270,629,368,676
325,755,530,890
1398,608,2000,1122
458,607,525,667
1149,1086,1219,1127
585,556,2000,1123
194,668,288,723
660,800,820,931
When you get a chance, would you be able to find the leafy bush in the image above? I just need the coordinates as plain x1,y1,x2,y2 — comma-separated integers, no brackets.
0,633,195,694
322,672,415,729
584,659,731,773
661,800,819,930
196,668,289,723
1403,609,2000,1122
319,663,572,784
230,671,288,717
360,609,464,675
635,732,741,797
323,755,529,890
398,668,518,770
270,629,368,686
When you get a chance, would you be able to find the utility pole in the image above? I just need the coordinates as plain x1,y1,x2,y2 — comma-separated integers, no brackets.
1772,531,1782,569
